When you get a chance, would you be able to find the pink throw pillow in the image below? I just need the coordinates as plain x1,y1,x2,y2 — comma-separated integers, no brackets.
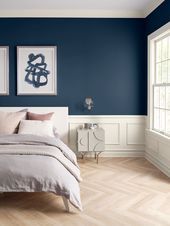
27,112,54,121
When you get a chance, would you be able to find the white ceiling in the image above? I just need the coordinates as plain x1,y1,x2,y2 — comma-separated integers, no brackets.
0,0,165,18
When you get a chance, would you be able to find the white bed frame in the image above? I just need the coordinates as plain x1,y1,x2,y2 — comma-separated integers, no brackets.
0,107,70,211
0,107,68,144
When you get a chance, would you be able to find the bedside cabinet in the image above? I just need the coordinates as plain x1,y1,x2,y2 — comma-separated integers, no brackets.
77,128,105,163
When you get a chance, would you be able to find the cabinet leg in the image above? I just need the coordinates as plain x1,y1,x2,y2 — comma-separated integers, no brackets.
97,153,99,164
81,152,86,161
96,152,103,164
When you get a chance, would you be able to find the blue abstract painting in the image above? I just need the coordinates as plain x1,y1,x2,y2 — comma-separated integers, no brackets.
25,53,50,88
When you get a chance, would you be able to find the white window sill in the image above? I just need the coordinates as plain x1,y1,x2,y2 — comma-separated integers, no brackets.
145,129,170,145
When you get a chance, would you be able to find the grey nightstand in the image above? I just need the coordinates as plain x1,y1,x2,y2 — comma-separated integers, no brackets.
77,128,105,163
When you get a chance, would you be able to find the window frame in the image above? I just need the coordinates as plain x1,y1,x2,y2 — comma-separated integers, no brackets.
148,22,170,138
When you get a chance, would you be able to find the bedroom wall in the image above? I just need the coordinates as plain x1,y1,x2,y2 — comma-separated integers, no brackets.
145,0,170,35
0,3,168,158
0,18,146,115
145,0,170,177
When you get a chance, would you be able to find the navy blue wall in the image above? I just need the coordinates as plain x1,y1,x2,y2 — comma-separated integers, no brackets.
145,0,170,35
0,18,146,115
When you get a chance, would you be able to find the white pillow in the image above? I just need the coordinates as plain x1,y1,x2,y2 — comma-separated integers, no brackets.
18,120,54,137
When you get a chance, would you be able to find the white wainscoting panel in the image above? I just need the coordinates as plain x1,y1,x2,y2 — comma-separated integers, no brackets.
127,123,145,145
100,123,120,145
69,116,145,157
145,129,170,177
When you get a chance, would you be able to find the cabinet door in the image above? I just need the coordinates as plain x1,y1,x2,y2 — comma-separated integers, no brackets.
89,129,105,152
77,130,88,152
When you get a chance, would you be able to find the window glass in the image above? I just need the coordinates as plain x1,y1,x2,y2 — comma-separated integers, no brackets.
152,33,170,136
168,60,170,82
162,61,168,83
166,87,170,109
160,87,165,108
154,109,160,130
162,37,168,60
156,41,162,62
154,87,160,108
160,110,165,132
156,63,162,83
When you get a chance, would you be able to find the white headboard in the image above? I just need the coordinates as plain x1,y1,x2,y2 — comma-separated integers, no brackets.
0,107,68,144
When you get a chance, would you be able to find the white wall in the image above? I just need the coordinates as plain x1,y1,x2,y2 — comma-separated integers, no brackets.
69,115,170,177
145,130,170,177
146,22,170,177
68,115,145,157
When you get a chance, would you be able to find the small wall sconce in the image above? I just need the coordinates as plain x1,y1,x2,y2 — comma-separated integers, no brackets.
84,97,94,110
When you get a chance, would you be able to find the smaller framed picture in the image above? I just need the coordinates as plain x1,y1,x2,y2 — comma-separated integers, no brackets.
17,46,57,95
0,46,9,95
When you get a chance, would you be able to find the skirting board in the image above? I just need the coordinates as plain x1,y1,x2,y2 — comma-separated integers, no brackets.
145,152,170,177
77,150,144,158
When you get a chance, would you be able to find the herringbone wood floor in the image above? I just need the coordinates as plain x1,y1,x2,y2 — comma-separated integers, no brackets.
0,157,170,226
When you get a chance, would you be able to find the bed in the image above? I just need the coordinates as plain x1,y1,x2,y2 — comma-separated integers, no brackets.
0,107,82,212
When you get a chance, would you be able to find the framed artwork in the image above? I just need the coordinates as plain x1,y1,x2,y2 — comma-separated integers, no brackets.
17,46,57,95
0,46,9,95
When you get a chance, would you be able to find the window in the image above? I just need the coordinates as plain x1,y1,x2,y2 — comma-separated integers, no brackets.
148,23,170,137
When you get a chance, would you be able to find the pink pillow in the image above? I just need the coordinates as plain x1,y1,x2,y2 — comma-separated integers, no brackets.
27,112,54,121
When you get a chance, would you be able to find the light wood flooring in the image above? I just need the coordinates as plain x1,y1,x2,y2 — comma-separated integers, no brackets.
0,157,170,226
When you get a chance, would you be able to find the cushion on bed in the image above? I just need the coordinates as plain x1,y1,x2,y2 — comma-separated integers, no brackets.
18,120,54,137
27,112,54,120
0,111,27,135
27,111,59,138
15,109,28,133
20,108,28,113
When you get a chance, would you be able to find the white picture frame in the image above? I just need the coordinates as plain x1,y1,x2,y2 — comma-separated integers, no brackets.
17,46,57,95
0,46,9,95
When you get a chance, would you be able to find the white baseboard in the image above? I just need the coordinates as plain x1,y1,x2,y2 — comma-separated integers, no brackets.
145,152,170,177
101,150,144,157
76,150,144,158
